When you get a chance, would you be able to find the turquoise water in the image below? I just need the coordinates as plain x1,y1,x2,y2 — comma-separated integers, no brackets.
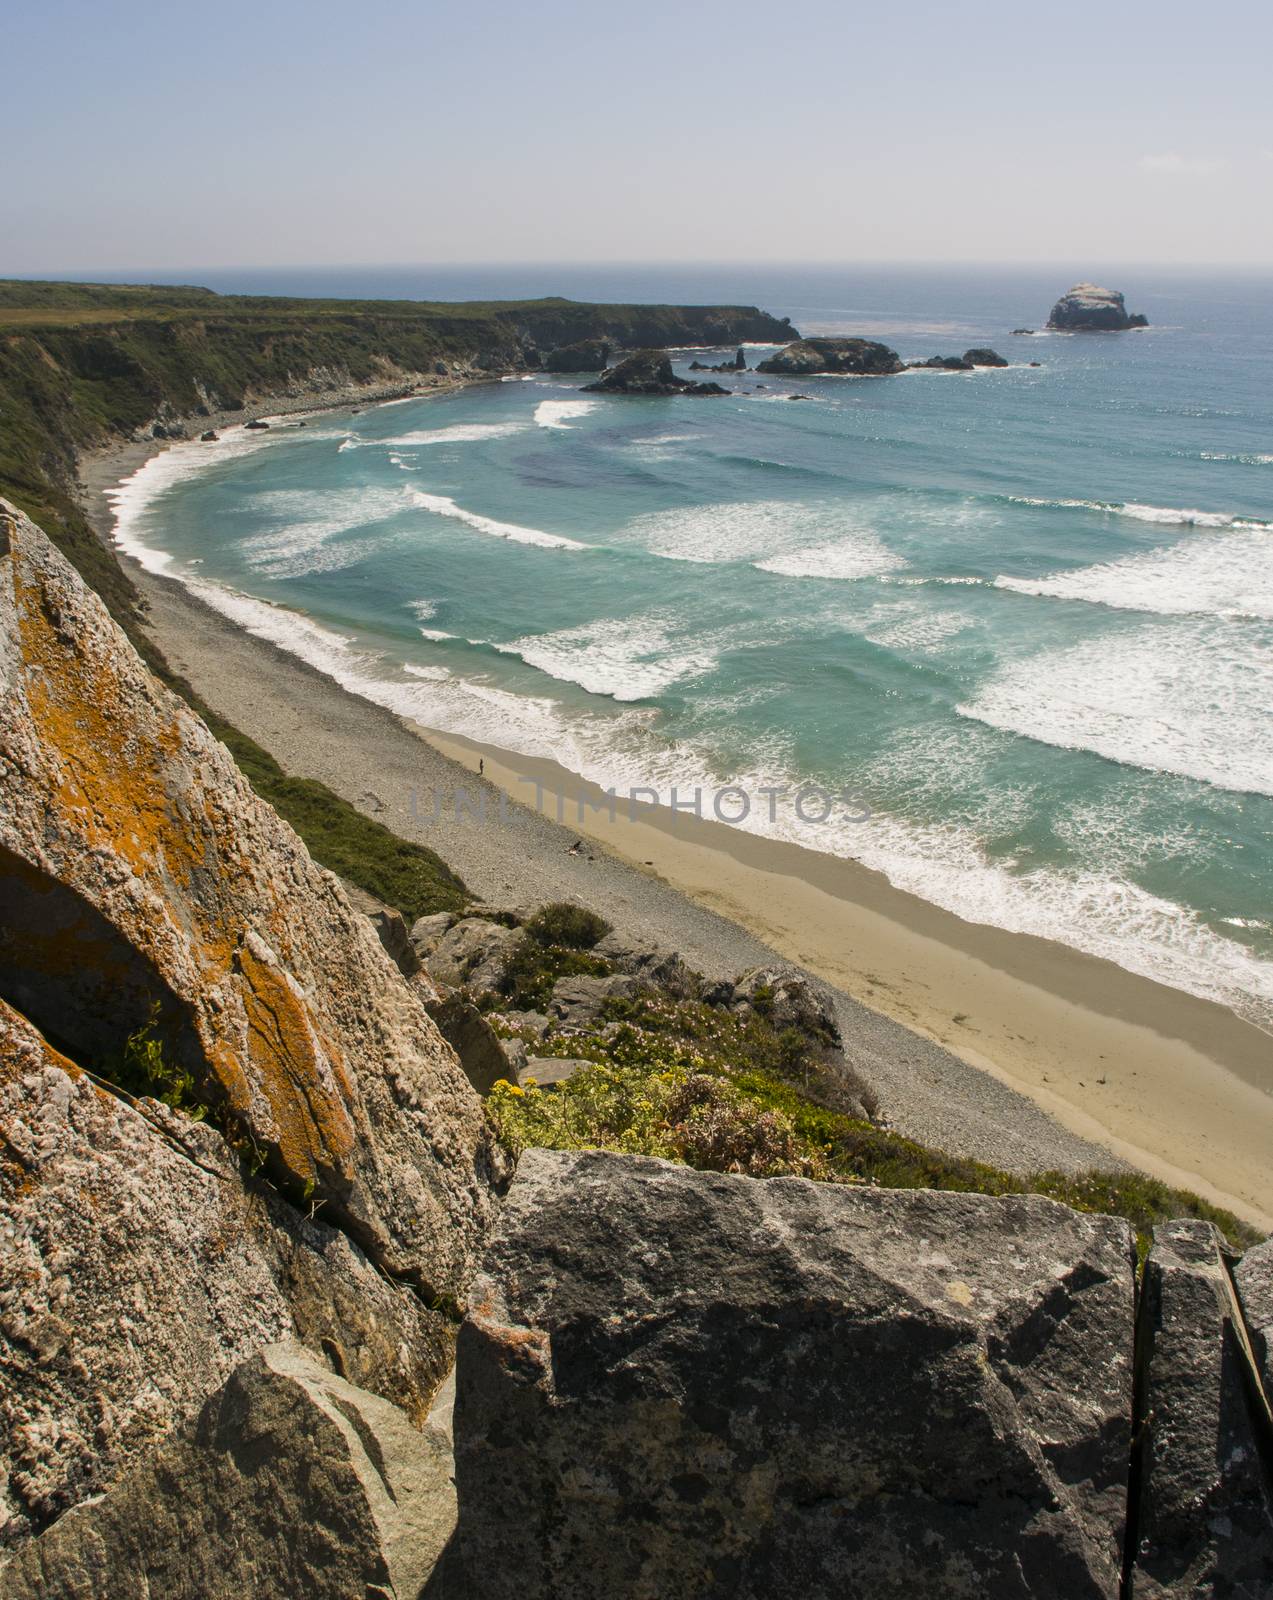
111,268,1273,1028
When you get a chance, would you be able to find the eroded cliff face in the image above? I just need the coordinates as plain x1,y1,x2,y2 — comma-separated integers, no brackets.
0,501,502,1287
0,500,506,1545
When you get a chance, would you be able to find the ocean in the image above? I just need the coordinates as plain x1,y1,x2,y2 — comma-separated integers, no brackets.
107,265,1273,1029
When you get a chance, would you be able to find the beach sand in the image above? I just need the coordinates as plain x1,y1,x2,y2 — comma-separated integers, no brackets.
80,420,1273,1230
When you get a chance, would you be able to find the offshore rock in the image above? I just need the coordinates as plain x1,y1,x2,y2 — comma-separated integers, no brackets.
755,337,904,376
583,349,729,396
965,346,1009,366
444,1149,1136,1600
0,999,450,1546
1129,1221,1273,1597
1046,284,1148,331
1,1344,457,1598
0,502,502,1290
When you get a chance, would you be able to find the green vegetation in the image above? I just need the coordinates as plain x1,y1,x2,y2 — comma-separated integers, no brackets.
106,1002,208,1121
523,902,611,951
488,991,1260,1256
487,900,614,1010
192,693,468,922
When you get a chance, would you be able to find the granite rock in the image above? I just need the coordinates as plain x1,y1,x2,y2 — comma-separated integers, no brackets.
755,337,904,376
445,1149,1136,1600
0,1344,457,1598
1046,284,1148,331
0,504,502,1291
1129,1221,1273,1597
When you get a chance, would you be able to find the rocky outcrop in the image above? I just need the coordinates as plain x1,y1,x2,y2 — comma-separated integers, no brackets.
1,1344,456,1598
0,998,450,1546
1046,284,1148,331
583,350,729,396
0,503,503,1296
1129,1222,1273,1596
424,916,522,996
444,1149,1136,1599
1235,1233,1273,1394
541,338,611,373
756,337,904,376
907,348,1008,372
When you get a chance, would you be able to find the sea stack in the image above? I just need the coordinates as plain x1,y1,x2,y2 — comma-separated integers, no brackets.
1046,284,1148,331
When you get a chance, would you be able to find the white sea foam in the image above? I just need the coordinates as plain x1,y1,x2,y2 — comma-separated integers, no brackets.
338,436,357,452
373,422,527,446
404,488,588,549
995,526,1273,620
1200,451,1273,465
409,597,438,621
495,615,719,701
231,487,407,579
958,622,1273,797
631,499,904,576
106,429,288,574
535,399,598,430
755,535,901,582
1009,494,1270,530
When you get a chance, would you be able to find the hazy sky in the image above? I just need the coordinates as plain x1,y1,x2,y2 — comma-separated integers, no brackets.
5,0,1272,272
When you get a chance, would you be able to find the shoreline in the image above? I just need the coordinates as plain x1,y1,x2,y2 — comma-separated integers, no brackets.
78,403,1273,1231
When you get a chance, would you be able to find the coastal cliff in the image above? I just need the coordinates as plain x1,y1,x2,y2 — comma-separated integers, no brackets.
0,280,793,640
1,500,1270,1591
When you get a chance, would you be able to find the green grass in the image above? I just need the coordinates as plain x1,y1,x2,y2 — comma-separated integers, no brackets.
191,694,468,922
488,992,1262,1257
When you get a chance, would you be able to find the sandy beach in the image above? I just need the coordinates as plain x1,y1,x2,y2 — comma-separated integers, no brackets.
80,412,1273,1231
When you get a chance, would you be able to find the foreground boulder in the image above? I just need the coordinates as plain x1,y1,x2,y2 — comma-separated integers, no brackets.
444,1149,1136,1599
756,337,904,376
0,503,502,1291
583,349,729,396
1129,1222,1273,1596
1,1344,456,1598
1234,1233,1273,1394
0,999,449,1546
1046,283,1148,330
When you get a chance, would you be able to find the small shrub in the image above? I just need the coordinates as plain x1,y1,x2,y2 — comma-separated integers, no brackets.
524,902,611,950
497,936,612,1012
106,1002,207,1121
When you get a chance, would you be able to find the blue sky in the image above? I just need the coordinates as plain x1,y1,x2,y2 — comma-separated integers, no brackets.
4,0,1272,270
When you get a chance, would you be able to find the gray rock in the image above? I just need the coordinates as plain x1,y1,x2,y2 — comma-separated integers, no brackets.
518,1056,590,1089
426,918,521,995
731,966,842,1048
548,972,641,1027
1046,283,1148,331
340,877,421,977
1234,1233,1273,1396
593,931,699,998
0,1000,450,1548
0,1344,456,1598
410,911,457,959
1130,1221,1273,1597
445,1149,1136,1600
493,1009,552,1039
424,993,520,1096
755,337,904,376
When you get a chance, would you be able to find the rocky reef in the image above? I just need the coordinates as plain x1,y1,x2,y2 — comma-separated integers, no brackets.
583,349,729,396
907,347,1009,372
756,337,905,376
1047,283,1148,331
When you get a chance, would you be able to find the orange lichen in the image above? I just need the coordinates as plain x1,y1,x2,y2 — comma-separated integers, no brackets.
5,521,362,1197
231,939,357,1184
